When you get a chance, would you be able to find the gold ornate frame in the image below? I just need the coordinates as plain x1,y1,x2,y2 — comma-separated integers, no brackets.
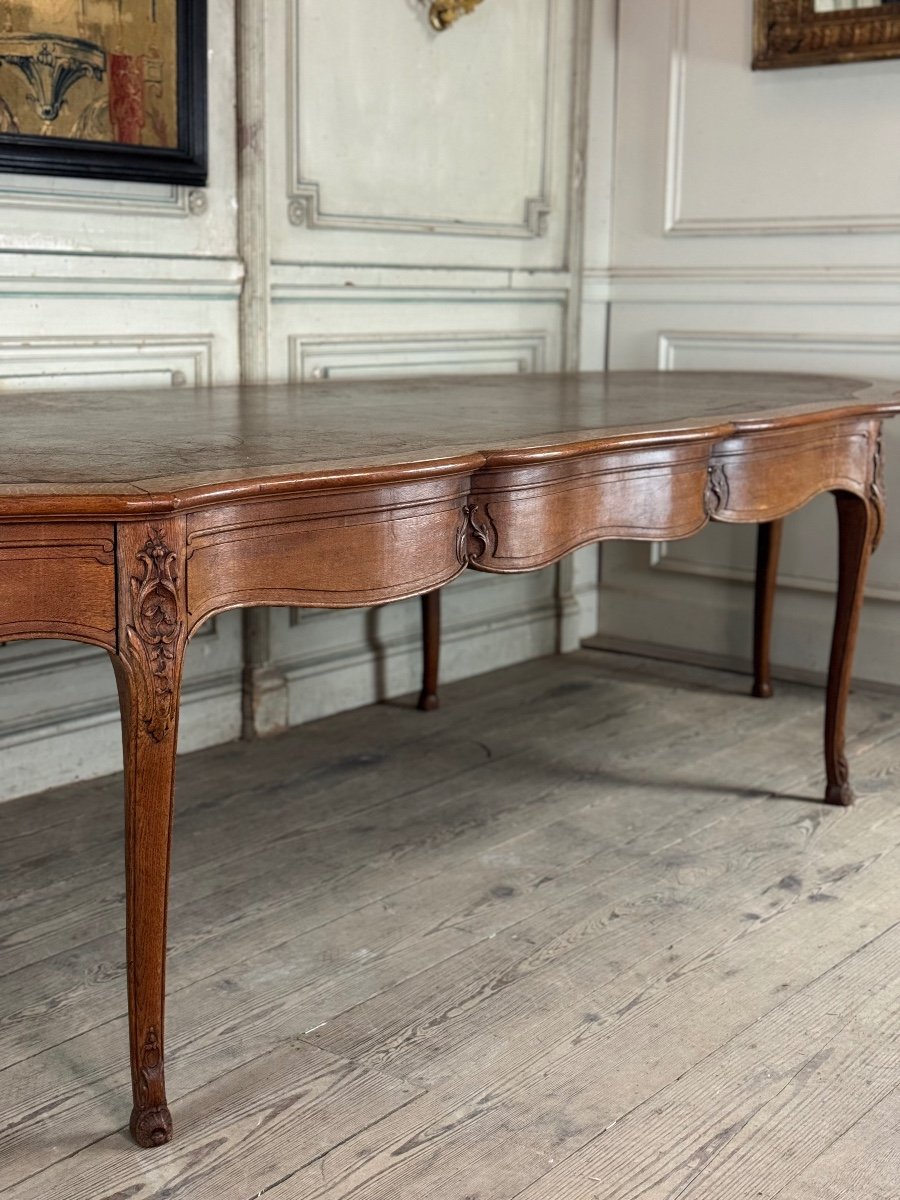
754,0,900,69
429,0,486,31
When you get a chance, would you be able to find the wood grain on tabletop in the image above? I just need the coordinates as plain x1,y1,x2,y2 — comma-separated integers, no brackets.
0,371,896,510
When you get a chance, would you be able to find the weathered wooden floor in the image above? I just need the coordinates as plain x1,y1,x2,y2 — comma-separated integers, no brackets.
1,649,899,1199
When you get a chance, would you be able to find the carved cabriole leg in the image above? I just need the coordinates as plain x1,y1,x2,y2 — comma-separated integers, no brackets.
109,517,187,1147
418,589,441,711
824,490,879,807
751,519,783,699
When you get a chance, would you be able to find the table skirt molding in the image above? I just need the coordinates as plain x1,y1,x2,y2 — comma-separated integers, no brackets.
0,417,882,656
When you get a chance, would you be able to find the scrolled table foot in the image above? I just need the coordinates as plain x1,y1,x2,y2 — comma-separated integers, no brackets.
130,1104,173,1148
417,689,440,712
751,680,774,699
825,752,854,806
825,780,855,807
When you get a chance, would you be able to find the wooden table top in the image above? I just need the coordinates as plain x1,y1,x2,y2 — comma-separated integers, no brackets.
2,370,898,517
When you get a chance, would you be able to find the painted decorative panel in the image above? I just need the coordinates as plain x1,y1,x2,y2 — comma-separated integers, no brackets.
269,296,566,384
613,0,900,271
270,0,583,269
288,0,553,237
289,331,549,382
271,314,572,724
598,301,900,686
664,0,900,237
0,333,213,391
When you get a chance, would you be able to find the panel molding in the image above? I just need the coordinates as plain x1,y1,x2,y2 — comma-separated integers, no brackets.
0,334,215,391
0,667,235,749
288,330,550,382
282,590,562,726
0,666,240,802
0,177,206,220
593,542,900,689
663,0,900,237
609,267,900,308
286,0,557,239
650,541,900,605
657,329,900,371
271,266,572,304
0,253,243,299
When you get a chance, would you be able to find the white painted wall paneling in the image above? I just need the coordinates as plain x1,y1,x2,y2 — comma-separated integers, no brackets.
0,0,606,800
600,311,900,687
613,0,900,273
585,0,900,688
267,298,591,725
268,0,584,271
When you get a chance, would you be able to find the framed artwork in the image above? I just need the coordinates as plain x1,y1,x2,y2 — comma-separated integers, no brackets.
0,0,206,185
754,0,900,70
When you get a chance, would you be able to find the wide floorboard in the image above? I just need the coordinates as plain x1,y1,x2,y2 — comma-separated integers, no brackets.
1,650,898,1199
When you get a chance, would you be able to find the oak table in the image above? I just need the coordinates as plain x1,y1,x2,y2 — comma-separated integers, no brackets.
1,370,896,1148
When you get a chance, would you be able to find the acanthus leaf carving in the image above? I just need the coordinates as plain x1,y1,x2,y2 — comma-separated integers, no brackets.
870,428,886,550
126,528,184,743
704,463,730,517
130,1023,172,1145
136,1026,164,1107
130,1024,172,1145
456,503,498,566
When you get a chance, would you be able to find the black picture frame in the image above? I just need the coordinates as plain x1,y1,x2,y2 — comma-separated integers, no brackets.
0,0,207,186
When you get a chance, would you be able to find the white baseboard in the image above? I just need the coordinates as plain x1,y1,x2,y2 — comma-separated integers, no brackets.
283,597,563,726
0,565,600,803
0,670,242,804
593,553,900,694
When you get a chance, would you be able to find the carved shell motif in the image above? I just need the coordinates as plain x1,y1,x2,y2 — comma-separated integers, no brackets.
126,529,184,743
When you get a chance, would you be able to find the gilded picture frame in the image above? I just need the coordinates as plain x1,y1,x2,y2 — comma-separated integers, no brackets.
754,0,900,69
0,0,206,185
